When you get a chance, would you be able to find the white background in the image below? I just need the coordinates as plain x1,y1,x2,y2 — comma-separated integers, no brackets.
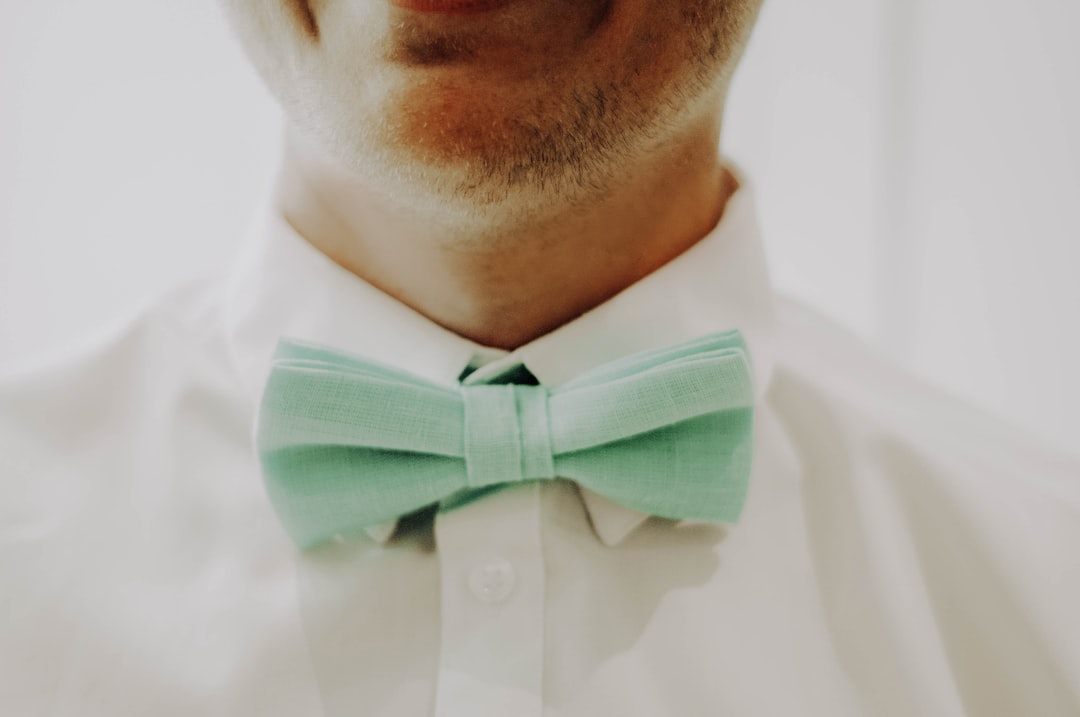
1,0,1078,455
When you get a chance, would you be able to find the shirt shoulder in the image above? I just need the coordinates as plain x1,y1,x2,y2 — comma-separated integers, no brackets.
771,295,1080,484
768,297,1080,711
0,274,247,476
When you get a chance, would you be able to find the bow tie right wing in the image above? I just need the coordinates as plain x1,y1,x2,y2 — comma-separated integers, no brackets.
548,331,755,523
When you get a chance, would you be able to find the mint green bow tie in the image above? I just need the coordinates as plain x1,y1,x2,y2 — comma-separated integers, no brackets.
257,331,755,549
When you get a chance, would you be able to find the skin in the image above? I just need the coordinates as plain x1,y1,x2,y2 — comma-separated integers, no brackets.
219,0,763,348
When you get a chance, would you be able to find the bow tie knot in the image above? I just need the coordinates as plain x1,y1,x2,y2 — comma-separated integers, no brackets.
463,383,555,488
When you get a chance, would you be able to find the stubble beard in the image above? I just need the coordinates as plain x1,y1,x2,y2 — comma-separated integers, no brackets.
302,0,757,235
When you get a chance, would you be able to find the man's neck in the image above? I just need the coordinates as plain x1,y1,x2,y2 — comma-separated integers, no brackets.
275,120,736,351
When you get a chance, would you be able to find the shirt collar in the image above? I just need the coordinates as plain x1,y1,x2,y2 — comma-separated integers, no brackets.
222,165,776,547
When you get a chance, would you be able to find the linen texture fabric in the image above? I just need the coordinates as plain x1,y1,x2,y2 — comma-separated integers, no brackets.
257,332,754,548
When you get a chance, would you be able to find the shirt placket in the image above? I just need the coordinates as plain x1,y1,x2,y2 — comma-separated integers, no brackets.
432,480,545,717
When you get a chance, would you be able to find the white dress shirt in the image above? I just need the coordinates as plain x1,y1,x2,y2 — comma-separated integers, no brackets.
1,177,1078,716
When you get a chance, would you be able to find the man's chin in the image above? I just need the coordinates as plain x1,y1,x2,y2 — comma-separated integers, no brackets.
309,97,612,218
331,136,605,233
369,152,593,218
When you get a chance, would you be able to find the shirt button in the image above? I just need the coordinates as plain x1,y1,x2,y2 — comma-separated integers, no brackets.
468,558,517,604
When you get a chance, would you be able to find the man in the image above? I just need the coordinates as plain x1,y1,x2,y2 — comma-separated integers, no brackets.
1,0,1077,714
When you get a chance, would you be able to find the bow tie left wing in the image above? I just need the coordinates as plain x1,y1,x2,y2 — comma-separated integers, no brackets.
258,340,469,548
